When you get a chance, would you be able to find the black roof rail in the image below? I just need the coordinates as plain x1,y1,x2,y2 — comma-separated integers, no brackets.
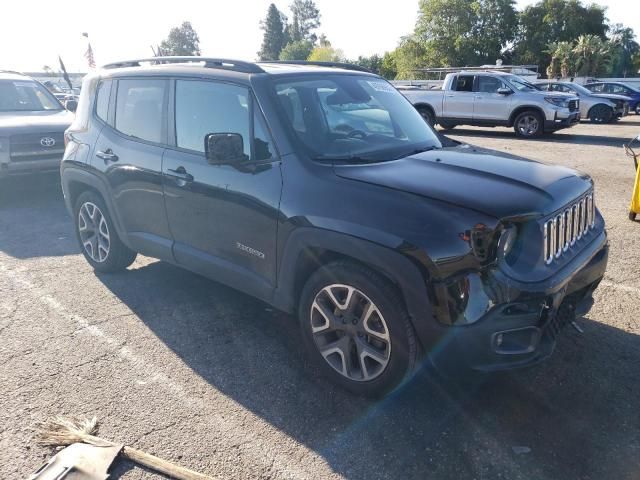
101,57,265,74
260,60,371,73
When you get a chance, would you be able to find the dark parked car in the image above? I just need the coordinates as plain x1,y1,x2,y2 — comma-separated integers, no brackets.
0,71,74,179
61,58,608,396
584,81,640,114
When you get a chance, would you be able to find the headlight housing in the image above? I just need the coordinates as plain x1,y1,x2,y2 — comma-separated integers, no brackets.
545,96,570,108
497,225,518,260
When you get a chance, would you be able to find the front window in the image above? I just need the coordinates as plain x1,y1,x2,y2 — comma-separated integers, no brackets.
272,74,441,162
0,80,63,111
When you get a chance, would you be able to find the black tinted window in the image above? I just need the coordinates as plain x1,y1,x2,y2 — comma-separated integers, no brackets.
115,79,165,143
455,75,474,92
254,107,274,161
95,80,111,121
175,80,250,157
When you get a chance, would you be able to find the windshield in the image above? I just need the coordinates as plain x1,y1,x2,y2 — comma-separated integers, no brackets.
272,74,441,162
505,75,539,92
0,80,63,112
568,83,593,95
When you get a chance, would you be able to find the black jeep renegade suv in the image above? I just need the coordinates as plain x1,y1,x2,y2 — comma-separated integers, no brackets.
61,57,608,396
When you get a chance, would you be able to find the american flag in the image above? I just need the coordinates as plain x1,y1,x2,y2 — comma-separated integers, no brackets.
85,43,96,69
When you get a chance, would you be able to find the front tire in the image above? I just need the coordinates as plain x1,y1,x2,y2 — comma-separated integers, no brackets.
74,191,136,272
416,106,436,127
299,261,417,397
589,105,614,124
513,111,543,138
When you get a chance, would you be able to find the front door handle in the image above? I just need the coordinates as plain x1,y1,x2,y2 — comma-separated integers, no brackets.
96,149,119,162
166,166,194,183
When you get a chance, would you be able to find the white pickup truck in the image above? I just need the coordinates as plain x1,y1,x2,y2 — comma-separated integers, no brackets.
397,71,581,138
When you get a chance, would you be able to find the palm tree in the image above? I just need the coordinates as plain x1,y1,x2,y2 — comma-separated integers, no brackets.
556,42,575,78
574,35,611,77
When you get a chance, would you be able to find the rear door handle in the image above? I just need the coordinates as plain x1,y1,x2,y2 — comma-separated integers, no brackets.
166,166,194,183
96,149,119,162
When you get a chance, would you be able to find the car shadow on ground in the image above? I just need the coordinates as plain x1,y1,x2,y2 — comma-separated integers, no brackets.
97,260,640,480
448,128,630,148
0,174,79,258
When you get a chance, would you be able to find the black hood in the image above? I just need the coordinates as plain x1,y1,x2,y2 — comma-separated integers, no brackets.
333,145,592,219
0,110,74,136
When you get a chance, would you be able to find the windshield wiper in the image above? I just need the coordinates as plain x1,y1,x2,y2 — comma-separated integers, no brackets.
396,146,438,159
313,155,378,164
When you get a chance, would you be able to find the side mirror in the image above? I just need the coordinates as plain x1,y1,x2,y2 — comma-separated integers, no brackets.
65,99,78,112
496,87,512,95
205,133,246,164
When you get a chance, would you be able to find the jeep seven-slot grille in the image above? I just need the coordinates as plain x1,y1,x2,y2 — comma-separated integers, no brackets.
543,193,595,265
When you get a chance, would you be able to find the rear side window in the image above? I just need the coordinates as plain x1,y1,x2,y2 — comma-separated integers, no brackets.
454,75,474,92
175,80,250,157
115,79,166,143
95,80,111,121
476,76,507,93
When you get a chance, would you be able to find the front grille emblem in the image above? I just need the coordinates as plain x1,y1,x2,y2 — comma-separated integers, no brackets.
40,137,56,147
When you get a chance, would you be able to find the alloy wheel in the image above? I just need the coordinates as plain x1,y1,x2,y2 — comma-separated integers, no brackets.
78,202,110,263
516,115,539,136
310,284,391,382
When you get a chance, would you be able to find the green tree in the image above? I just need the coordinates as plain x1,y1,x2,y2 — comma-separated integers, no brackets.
394,37,428,79
414,0,517,67
414,0,475,66
308,46,344,62
608,24,640,77
159,21,201,56
279,40,314,60
546,41,575,78
468,0,518,64
289,0,321,43
258,4,287,61
353,54,384,75
513,0,607,72
380,51,398,79
573,34,611,76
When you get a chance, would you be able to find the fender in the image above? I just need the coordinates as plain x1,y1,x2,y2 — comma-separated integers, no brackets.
60,164,134,251
508,105,547,126
272,227,438,345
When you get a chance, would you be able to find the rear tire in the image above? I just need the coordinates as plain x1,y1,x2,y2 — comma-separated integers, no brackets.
439,122,457,130
630,211,637,221
416,106,436,127
589,105,614,124
513,111,543,138
74,191,136,273
299,261,417,397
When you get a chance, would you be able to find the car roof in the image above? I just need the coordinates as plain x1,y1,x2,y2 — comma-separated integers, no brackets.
0,71,34,81
97,58,374,82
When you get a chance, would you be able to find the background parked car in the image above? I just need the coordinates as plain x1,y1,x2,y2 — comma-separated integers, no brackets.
584,82,640,114
398,71,580,138
0,71,74,179
535,81,629,123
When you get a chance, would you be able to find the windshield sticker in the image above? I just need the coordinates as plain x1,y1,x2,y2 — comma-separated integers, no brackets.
367,81,395,93
14,82,37,88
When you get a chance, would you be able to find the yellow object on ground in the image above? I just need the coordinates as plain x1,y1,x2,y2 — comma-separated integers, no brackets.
631,164,640,215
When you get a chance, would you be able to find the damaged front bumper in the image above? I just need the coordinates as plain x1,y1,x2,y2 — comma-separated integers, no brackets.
425,231,608,374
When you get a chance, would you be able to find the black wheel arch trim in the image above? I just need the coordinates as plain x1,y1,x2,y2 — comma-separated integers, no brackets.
61,165,133,250
272,227,437,346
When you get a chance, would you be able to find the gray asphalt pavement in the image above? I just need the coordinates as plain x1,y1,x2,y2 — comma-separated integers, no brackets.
1,118,639,479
